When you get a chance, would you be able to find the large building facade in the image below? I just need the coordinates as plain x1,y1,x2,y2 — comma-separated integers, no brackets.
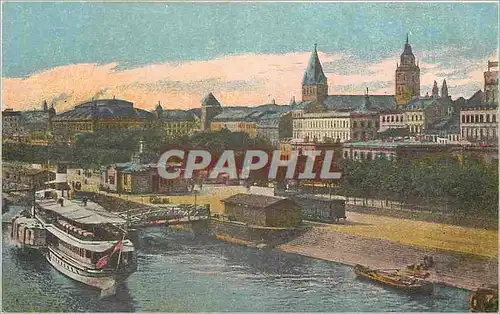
153,102,200,137
395,35,421,106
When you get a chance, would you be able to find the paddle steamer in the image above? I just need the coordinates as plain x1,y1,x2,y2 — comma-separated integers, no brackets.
33,189,137,296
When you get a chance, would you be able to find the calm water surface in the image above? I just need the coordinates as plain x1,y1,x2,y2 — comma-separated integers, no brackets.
2,206,469,312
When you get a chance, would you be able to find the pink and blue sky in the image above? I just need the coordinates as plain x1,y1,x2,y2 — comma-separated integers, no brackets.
2,2,498,111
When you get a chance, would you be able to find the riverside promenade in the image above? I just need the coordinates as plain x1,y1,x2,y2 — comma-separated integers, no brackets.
67,171,497,291
279,214,498,291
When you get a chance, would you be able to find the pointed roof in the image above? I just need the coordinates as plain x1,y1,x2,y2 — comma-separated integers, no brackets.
441,79,449,96
201,92,221,107
402,33,414,55
302,44,327,85
432,81,439,95
155,101,163,111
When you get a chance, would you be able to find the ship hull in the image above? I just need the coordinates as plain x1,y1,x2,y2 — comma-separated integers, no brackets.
45,246,134,294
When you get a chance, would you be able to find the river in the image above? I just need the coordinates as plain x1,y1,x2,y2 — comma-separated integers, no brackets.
2,206,469,312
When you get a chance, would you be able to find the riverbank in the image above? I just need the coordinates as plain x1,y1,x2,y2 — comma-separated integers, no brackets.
278,224,498,291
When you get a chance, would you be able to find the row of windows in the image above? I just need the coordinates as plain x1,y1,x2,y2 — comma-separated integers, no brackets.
344,150,395,160
53,123,92,131
295,119,350,129
409,125,423,133
461,113,496,124
293,131,350,141
461,127,498,139
52,252,81,273
382,115,405,123
59,240,89,259
409,114,423,122
303,86,316,96
295,119,379,129
164,123,197,129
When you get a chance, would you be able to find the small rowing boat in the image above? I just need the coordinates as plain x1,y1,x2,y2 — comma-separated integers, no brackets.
354,264,434,294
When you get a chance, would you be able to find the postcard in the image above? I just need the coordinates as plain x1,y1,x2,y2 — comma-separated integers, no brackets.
2,1,498,312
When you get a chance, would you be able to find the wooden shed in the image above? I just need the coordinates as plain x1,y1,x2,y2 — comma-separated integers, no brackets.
221,193,301,228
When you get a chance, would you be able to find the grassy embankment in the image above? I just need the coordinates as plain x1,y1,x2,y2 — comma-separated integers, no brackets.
322,212,498,259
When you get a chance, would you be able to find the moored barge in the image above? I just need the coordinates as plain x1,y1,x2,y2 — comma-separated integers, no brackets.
354,264,434,294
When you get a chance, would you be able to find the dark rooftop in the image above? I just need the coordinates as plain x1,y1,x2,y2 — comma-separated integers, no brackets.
294,95,396,112
221,193,289,208
54,99,154,121
159,110,198,122
302,45,327,86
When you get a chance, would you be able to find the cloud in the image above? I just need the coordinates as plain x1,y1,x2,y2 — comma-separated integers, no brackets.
2,49,495,112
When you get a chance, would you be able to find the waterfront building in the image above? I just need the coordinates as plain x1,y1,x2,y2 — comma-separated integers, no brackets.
2,162,56,191
404,93,452,135
256,111,293,147
51,98,154,134
101,143,189,194
292,90,381,143
210,109,263,137
221,193,302,228
395,34,421,106
424,115,461,144
341,140,455,161
341,140,497,164
459,91,498,144
3,101,55,144
153,102,200,137
458,61,499,144
379,108,406,133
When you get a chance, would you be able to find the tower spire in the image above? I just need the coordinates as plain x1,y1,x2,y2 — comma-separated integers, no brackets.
441,79,449,98
432,80,439,98
301,44,328,102
406,33,409,44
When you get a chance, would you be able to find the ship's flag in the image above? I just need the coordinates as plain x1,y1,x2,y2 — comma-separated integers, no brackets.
96,239,123,269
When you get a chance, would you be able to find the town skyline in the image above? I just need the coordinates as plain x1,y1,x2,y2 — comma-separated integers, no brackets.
2,2,498,111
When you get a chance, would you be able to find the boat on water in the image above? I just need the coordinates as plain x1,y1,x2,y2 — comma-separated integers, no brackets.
354,264,434,294
33,189,137,297
9,215,47,254
469,284,498,312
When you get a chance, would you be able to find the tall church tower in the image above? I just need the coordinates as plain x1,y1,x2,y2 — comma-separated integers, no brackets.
201,92,222,131
395,34,420,106
302,44,328,103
